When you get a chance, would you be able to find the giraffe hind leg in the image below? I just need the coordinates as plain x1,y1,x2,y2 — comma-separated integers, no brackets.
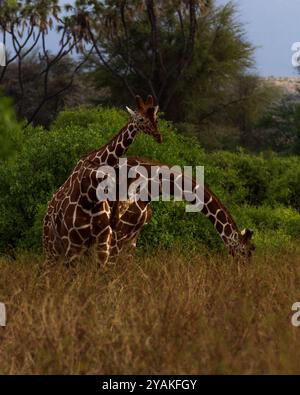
93,226,113,266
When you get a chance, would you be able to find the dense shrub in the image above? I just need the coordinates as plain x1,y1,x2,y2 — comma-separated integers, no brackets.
0,107,206,252
232,205,300,251
255,100,300,154
0,95,22,162
207,151,300,210
1,106,300,254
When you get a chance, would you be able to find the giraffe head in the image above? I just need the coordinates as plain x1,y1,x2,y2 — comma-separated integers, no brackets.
230,228,255,261
126,95,162,143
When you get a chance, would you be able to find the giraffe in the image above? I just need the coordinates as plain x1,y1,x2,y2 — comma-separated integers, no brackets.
43,95,162,264
106,157,255,263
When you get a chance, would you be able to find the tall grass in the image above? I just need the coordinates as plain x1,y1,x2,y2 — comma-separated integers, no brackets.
1,249,300,374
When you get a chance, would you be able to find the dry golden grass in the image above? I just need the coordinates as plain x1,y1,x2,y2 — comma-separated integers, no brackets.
1,248,300,374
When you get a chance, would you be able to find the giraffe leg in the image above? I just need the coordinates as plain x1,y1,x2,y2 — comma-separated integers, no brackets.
43,214,53,262
107,230,141,265
65,245,87,265
106,230,138,264
107,202,152,264
118,203,152,260
106,231,121,264
88,200,114,266
121,233,139,259
43,215,64,265
94,226,113,266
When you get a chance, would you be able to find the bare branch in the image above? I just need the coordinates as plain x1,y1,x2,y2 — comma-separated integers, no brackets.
87,24,136,98
24,45,95,128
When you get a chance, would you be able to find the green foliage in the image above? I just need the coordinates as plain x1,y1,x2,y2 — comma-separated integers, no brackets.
0,94,22,161
138,201,224,255
206,150,300,210
0,106,300,255
89,2,257,123
180,5,253,121
86,1,279,152
256,99,300,154
233,205,300,251
177,122,241,152
179,75,280,151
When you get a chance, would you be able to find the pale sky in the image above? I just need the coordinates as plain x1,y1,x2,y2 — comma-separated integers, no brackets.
55,0,300,76
3,0,300,77
217,0,300,76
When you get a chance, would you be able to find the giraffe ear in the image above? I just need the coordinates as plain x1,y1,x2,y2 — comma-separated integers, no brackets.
126,106,136,117
154,105,159,117
145,95,154,106
241,228,253,241
135,95,144,110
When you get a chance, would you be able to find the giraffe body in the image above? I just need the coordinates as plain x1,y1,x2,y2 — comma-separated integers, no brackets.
44,154,255,265
43,94,254,265
43,95,161,264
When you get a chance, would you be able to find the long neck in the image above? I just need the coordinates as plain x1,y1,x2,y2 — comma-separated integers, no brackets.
124,159,241,253
97,121,138,167
174,175,240,253
200,185,240,254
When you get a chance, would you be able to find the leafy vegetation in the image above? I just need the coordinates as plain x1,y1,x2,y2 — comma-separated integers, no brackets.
256,98,300,154
0,94,22,161
0,105,299,255
1,0,279,151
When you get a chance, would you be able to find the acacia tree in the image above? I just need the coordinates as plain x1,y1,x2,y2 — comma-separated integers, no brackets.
0,0,93,126
84,0,279,142
0,0,277,135
78,0,268,123
76,0,212,115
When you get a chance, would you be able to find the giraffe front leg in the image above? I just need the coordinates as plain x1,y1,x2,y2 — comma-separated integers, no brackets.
108,232,140,265
94,226,113,266
107,230,127,265
65,245,86,267
122,233,139,260
89,200,114,266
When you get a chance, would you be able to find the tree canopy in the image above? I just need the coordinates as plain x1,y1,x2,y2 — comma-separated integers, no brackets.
0,0,280,151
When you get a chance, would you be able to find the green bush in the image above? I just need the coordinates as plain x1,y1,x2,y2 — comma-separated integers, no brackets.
0,94,22,162
207,151,300,210
0,107,206,252
1,106,300,255
138,201,224,254
232,205,300,251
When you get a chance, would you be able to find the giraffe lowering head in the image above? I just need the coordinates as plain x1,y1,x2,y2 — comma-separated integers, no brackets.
126,95,162,143
234,228,255,260
200,185,255,262
106,158,256,265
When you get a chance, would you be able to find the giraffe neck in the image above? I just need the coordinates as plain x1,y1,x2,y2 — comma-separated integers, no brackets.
95,121,138,167
121,159,241,254
200,185,240,254
180,177,241,253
